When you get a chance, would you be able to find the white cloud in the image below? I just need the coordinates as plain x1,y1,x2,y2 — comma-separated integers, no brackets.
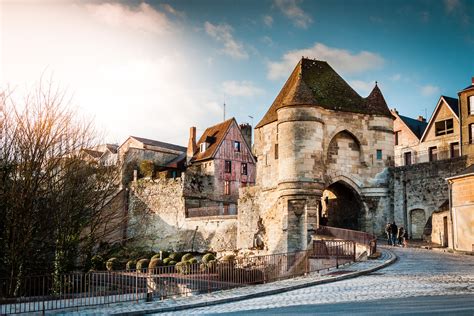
349,80,375,97
85,2,170,34
421,84,440,96
261,36,274,46
263,15,274,27
222,81,264,97
161,3,185,18
444,0,460,13
274,0,313,29
267,42,385,80
1,2,223,145
390,74,401,81
204,22,248,59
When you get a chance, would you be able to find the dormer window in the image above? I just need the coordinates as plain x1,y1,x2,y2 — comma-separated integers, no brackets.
200,142,208,153
233,141,241,152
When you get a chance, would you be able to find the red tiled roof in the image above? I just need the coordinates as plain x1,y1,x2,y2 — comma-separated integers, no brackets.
192,118,234,162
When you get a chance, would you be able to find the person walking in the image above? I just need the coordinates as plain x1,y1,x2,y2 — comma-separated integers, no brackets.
398,226,405,246
385,222,392,245
390,221,398,246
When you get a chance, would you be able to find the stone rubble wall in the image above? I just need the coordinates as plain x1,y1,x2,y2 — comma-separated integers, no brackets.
127,176,237,253
389,156,467,239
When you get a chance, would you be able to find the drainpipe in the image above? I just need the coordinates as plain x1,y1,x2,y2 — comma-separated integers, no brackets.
448,181,455,250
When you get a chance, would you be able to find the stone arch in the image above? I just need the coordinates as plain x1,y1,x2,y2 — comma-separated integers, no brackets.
410,208,426,239
325,128,365,158
326,130,364,177
321,180,364,230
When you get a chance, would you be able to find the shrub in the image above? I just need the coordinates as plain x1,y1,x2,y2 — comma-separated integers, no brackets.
175,261,190,274
220,254,235,262
168,252,182,261
160,250,170,259
188,258,198,264
91,255,105,271
202,253,216,263
181,253,194,262
151,254,161,260
163,258,172,265
136,259,150,272
139,160,155,178
149,258,163,269
106,258,121,271
126,260,137,271
168,260,177,265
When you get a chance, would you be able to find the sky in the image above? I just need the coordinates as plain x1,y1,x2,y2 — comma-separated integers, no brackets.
1,0,473,146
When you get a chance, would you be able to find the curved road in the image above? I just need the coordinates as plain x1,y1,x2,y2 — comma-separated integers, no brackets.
159,247,474,315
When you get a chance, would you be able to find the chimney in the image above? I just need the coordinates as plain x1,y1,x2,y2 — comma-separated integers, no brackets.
472,77,474,85
239,123,252,150
418,116,426,122
187,126,197,163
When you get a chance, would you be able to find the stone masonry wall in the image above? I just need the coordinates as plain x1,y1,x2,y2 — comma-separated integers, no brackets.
127,176,237,253
389,156,467,239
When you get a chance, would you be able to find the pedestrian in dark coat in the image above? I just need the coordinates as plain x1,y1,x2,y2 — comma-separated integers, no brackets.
385,223,392,245
391,222,398,246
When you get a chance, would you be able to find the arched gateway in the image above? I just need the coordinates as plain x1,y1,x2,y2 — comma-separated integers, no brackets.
238,58,394,254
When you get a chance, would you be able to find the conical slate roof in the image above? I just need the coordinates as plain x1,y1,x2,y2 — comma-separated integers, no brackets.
256,58,392,128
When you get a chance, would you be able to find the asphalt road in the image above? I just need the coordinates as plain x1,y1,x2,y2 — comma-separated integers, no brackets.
206,294,474,315
159,247,474,315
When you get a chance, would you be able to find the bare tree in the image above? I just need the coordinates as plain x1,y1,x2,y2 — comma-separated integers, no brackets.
0,78,123,294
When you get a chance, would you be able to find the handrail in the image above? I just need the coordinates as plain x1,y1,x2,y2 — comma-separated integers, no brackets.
315,225,377,255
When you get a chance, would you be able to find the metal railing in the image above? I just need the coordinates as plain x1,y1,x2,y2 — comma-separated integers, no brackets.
315,225,377,255
0,248,354,314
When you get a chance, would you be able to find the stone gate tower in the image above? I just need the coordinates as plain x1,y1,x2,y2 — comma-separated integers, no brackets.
238,58,394,254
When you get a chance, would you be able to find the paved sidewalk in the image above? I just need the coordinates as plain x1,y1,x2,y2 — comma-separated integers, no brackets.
53,249,396,315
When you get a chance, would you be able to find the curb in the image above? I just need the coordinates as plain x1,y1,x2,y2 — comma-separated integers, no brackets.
113,249,397,315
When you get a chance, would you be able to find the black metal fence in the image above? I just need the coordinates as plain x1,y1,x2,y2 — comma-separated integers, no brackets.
0,245,355,314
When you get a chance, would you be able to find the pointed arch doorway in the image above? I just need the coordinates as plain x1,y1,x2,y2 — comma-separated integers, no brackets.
321,180,363,231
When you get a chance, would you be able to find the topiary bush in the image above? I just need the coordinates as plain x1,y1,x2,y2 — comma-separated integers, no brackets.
202,253,216,263
149,258,163,269
181,253,194,262
126,260,137,271
168,252,182,261
151,254,161,260
220,254,235,262
139,160,155,178
91,255,105,271
106,258,121,271
136,259,150,272
168,260,177,265
163,258,172,265
188,258,198,264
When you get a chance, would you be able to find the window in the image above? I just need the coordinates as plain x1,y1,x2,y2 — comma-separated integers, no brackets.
233,141,241,152
224,181,230,195
469,95,474,115
404,152,412,166
394,131,400,146
200,142,207,153
470,124,474,144
435,119,454,136
376,149,382,160
429,146,438,162
275,143,279,159
224,160,231,173
241,163,247,175
450,142,460,158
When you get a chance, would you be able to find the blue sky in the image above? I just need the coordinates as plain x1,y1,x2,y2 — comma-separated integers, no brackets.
1,0,473,145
